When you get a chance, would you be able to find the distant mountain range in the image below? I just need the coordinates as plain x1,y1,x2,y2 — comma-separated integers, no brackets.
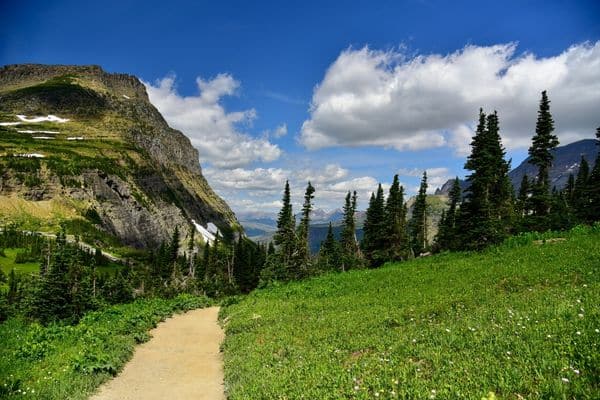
239,196,448,254
435,139,598,196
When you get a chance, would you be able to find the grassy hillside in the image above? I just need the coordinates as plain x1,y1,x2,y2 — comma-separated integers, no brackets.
222,226,600,399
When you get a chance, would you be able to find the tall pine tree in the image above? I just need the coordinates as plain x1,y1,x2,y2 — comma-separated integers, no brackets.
457,109,513,249
586,127,600,222
274,180,296,269
435,177,461,251
409,171,428,255
318,222,340,272
362,184,386,267
294,182,316,278
528,90,559,217
340,191,361,271
385,175,410,261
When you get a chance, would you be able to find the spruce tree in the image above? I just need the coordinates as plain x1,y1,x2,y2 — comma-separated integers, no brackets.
409,171,428,255
565,174,575,206
274,180,296,269
318,222,340,271
340,191,361,271
385,175,409,261
295,182,315,278
573,156,590,221
457,109,513,249
169,226,180,263
362,184,386,267
528,90,559,217
517,175,531,217
584,126,600,222
435,177,461,251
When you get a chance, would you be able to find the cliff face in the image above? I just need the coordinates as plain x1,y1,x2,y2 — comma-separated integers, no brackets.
0,64,238,248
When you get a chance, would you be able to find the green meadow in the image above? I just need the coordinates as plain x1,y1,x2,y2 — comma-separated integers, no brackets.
221,226,600,399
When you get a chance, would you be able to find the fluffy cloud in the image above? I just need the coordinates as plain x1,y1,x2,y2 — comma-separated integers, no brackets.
204,164,383,212
203,167,288,191
300,42,600,154
263,123,288,139
145,74,281,168
397,167,452,193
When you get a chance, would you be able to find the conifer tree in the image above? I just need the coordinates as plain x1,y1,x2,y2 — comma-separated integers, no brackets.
573,156,590,221
385,175,409,261
528,90,559,217
340,191,361,271
435,177,461,251
409,171,428,255
362,184,386,267
516,175,531,217
318,222,340,271
294,182,315,278
584,126,600,222
565,174,575,206
486,112,514,223
274,180,296,268
169,226,180,263
457,109,513,249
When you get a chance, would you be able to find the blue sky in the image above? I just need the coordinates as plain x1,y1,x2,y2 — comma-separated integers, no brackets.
2,0,600,215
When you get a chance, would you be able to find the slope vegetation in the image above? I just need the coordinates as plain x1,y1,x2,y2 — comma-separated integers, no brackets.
222,226,600,399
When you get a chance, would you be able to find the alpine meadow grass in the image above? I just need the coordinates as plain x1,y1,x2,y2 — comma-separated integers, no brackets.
222,226,600,399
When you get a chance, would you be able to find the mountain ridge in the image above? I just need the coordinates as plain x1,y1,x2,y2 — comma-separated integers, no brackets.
435,139,598,196
0,64,239,249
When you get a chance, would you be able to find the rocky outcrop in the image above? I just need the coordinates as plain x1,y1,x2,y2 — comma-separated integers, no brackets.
0,64,239,248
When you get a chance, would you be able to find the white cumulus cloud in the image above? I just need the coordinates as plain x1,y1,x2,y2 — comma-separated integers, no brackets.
300,42,600,154
144,74,282,168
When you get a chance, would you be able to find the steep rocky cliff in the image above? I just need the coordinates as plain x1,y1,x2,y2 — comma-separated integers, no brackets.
0,64,239,248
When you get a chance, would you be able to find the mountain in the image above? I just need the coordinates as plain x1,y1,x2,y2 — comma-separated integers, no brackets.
435,139,598,196
508,139,597,190
0,64,239,249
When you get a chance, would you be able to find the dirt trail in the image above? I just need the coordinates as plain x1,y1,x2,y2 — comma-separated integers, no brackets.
90,306,225,400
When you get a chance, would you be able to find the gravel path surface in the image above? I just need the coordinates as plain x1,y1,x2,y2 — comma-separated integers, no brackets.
90,306,225,400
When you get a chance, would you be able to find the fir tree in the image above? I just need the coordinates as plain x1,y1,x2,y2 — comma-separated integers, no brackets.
274,180,296,269
362,184,386,267
573,156,590,221
340,191,361,271
385,175,409,261
457,109,513,249
528,90,559,217
435,177,461,251
517,175,531,217
409,171,428,255
169,226,180,263
586,127,600,222
294,182,315,278
318,222,340,271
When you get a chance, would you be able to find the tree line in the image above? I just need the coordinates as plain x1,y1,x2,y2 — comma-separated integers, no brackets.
0,223,269,324
265,91,600,278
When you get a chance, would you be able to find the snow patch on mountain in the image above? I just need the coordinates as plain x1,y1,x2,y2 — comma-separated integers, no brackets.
18,130,59,134
191,219,219,244
16,114,70,123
